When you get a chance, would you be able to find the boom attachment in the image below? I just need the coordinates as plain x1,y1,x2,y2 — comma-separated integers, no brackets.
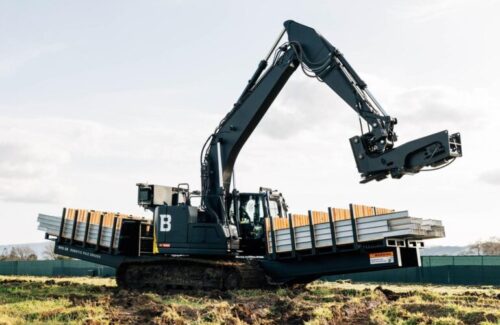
350,131,462,183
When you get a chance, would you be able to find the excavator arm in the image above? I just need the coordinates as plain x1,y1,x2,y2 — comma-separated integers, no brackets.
201,20,462,217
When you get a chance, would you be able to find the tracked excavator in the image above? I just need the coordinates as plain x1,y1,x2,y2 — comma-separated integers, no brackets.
39,20,462,290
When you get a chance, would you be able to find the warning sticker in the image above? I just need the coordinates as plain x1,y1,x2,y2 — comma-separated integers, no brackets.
369,252,394,264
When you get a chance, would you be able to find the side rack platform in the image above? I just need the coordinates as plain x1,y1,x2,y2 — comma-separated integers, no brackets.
38,208,153,257
265,203,444,260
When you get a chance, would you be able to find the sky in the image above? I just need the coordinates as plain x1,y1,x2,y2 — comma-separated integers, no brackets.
1,0,499,246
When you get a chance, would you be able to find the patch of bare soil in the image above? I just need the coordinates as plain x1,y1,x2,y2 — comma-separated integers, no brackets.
0,278,30,285
339,290,387,325
374,285,413,301
402,303,455,318
109,290,166,324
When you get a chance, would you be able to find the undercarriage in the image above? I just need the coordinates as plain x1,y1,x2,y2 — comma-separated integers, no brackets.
116,257,268,291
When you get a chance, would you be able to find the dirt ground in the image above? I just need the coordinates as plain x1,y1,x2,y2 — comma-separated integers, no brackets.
0,276,499,324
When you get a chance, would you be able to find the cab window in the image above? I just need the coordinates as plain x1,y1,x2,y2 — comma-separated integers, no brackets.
268,199,280,218
239,195,263,224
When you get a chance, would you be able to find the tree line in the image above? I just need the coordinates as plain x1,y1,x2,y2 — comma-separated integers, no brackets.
0,242,68,261
467,237,500,255
0,246,38,261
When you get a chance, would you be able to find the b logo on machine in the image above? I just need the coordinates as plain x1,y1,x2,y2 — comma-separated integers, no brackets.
160,214,172,232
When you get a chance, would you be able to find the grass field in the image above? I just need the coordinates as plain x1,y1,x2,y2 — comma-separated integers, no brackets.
0,276,499,324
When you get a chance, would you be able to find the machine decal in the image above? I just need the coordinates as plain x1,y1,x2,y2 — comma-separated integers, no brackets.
57,245,102,259
160,214,172,232
369,251,394,264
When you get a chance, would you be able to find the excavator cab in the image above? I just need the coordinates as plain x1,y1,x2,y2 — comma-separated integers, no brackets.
228,188,288,255
229,192,266,255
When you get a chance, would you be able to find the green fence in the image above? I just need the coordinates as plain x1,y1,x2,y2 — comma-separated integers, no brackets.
0,260,115,277
1,256,499,286
325,256,500,286
422,255,500,267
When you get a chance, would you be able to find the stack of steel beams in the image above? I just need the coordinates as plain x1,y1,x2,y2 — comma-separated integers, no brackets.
37,208,149,249
266,205,445,254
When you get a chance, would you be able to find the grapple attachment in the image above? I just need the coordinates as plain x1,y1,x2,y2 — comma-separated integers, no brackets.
350,130,462,183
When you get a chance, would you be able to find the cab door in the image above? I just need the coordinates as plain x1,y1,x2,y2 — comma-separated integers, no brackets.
232,193,266,255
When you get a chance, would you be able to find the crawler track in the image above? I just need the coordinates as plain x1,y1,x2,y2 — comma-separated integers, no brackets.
116,257,269,291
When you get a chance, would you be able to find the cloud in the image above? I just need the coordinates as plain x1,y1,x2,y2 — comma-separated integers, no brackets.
257,75,356,139
389,86,482,126
392,0,462,22
256,72,490,145
0,112,214,204
478,169,500,186
0,116,124,203
0,143,62,179
0,43,66,77
0,179,69,204
0,117,78,203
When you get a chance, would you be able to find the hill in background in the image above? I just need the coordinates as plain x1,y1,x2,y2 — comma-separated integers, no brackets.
421,245,468,256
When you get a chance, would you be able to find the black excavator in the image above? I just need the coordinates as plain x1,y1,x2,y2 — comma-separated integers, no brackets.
43,20,462,290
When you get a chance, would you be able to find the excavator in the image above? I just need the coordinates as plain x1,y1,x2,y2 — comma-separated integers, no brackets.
39,20,462,290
